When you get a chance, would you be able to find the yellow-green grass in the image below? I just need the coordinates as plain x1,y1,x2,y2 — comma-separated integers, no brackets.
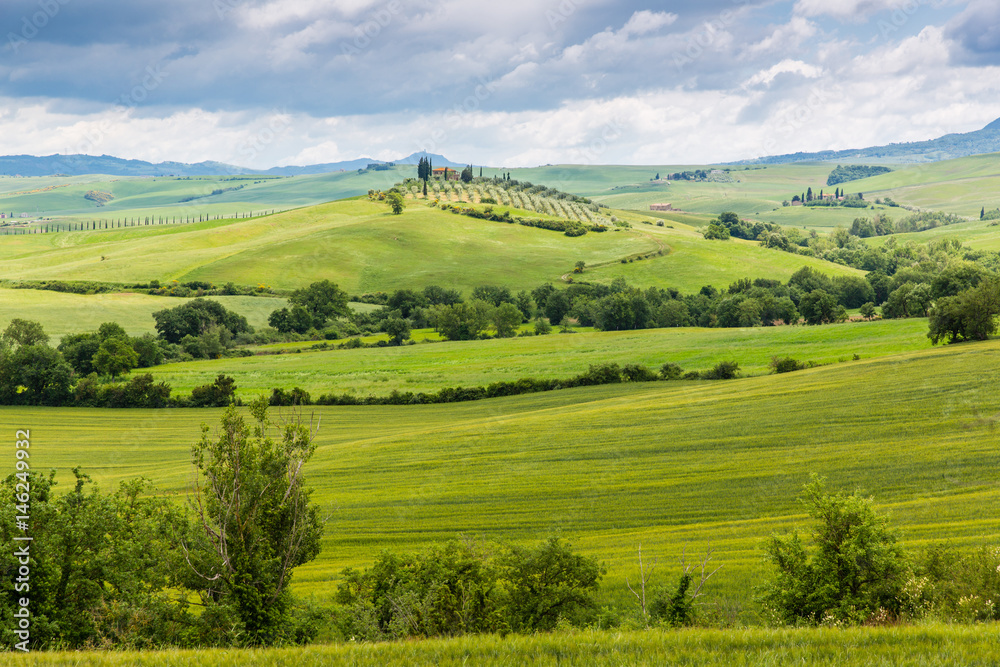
0,288,287,341
142,318,930,398
849,153,1000,217
8,624,999,665
0,197,861,295
864,217,1000,253
0,199,654,293
5,336,998,610
0,168,416,221
583,226,863,289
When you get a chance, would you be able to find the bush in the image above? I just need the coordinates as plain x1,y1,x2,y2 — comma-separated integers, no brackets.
770,356,804,374
702,361,739,380
190,374,237,407
573,363,622,386
621,364,658,382
334,537,603,639
760,475,910,625
659,363,684,380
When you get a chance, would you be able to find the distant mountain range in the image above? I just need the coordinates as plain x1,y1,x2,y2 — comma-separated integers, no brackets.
5,119,1000,176
0,151,468,178
737,118,1000,165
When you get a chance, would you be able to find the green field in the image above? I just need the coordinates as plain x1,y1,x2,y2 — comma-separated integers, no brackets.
5,338,999,615
0,288,287,340
8,624,999,665
0,197,863,296
142,318,931,398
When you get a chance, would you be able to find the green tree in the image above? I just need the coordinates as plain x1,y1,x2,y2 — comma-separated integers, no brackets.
543,291,571,324
501,537,604,631
928,279,1000,344
461,165,473,183
859,302,877,320
761,475,910,625
288,280,350,326
492,303,523,338
189,398,324,645
431,300,494,341
153,299,252,344
799,289,843,325
0,343,74,406
93,336,139,379
2,318,48,348
0,471,187,649
384,317,411,345
702,223,730,240
385,191,405,215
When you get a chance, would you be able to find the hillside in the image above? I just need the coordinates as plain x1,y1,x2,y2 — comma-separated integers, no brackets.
0,196,860,296
0,151,466,178
735,118,1000,165
6,337,998,610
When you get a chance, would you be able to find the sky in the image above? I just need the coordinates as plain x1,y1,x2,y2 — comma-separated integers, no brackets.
1,0,999,168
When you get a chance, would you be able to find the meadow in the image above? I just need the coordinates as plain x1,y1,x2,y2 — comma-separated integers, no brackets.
143,318,931,398
7,624,1000,665
0,196,861,297
4,158,1000,662
0,287,287,340
5,337,999,615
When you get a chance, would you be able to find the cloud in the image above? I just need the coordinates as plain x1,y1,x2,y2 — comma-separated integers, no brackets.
793,0,916,21
744,17,818,56
744,59,824,88
946,0,1000,63
0,0,996,168
621,10,678,36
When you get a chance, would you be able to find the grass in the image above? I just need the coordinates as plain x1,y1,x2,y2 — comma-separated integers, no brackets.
583,225,862,289
142,318,931,398
5,336,1000,612
0,288,287,341
8,624,1000,665
0,196,864,296
0,199,654,294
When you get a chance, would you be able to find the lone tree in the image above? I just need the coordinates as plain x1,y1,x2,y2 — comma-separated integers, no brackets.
385,191,405,215
188,398,324,645
287,279,350,327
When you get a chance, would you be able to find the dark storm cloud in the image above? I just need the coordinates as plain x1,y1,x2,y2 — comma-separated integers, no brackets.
946,0,1000,64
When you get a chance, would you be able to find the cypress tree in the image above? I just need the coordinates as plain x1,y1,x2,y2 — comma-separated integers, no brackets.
982,207,986,220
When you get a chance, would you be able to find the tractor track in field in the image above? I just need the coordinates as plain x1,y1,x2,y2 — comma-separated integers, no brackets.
560,230,670,282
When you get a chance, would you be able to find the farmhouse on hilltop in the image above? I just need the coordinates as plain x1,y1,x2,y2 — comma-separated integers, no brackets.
432,167,460,180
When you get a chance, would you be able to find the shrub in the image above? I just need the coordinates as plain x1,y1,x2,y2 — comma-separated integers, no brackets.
770,356,804,374
760,475,910,625
621,364,657,382
701,361,739,380
190,374,237,407
659,363,684,380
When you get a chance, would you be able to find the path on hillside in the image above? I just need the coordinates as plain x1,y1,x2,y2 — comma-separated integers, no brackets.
559,229,669,282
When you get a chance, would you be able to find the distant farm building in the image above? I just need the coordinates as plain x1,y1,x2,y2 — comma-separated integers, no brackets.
649,203,674,211
432,167,460,180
